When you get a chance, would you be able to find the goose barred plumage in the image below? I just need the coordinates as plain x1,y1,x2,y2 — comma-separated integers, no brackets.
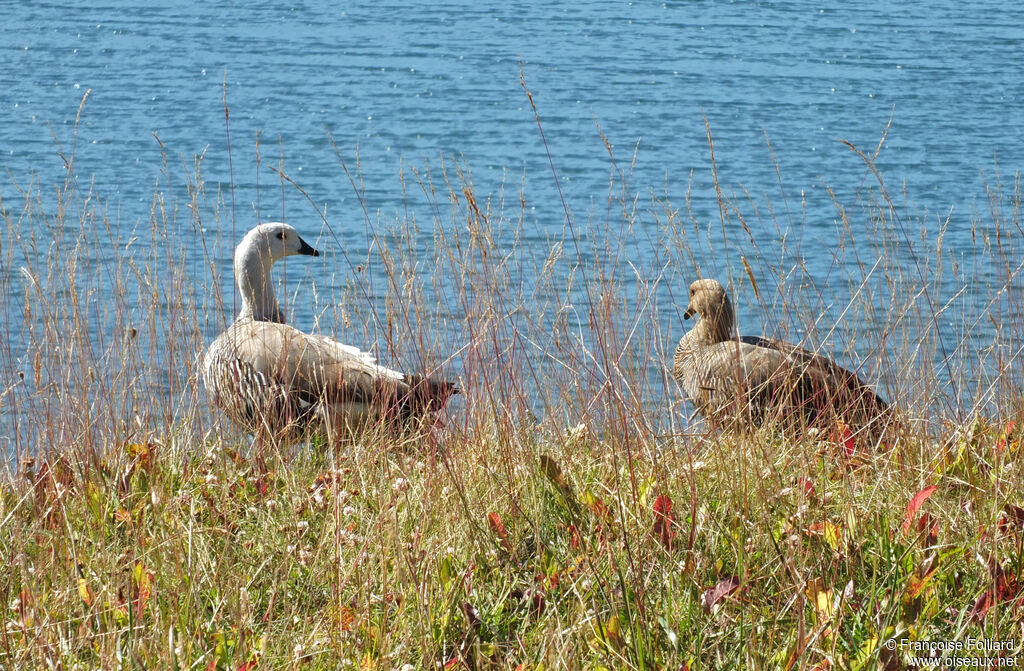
202,222,458,443
672,279,889,438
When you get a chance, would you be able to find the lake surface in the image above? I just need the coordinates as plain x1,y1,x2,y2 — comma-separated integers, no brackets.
2,1,1023,448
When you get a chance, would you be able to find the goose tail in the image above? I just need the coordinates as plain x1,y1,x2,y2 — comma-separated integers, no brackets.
404,374,460,414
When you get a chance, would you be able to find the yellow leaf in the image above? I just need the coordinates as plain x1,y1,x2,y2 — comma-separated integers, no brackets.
823,521,841,550
77,578,93,606
852,635,879,668
591,614,624,653
815,590,833,618
804,521,842,550
805,578,834,623
605,614,621,642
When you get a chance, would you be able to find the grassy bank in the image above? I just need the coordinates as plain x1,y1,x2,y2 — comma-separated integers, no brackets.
4,412,1024,670
2,118,1024,669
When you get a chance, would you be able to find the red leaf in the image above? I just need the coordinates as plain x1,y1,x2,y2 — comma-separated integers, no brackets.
902,485,938,535
236,661,257,671
205,661,218,671
135,578,152,618
488,512,514,553
834,422,855,456
999,504,1024,535
916,512,939,547
339,604,357,631
799,477,816,498
969,559,1023,621
971,590,993,621
653,494,677,551
700,576,740,611
568,524,582,549
997,574,1020,603
997,420,1017,453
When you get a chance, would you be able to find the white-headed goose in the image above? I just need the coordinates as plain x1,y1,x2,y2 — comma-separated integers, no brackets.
202,222,458,444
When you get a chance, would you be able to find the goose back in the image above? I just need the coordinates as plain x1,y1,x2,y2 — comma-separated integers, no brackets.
204,318,457,442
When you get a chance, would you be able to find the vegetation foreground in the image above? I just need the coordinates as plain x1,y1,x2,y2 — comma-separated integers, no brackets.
3,113,1024,668
4,417,1024,670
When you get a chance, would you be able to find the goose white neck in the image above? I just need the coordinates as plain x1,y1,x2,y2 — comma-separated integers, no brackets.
235,243,285,323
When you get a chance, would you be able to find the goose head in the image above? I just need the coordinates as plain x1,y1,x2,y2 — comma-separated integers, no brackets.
684,278,735,342
237,222,320,265
234,222,321,323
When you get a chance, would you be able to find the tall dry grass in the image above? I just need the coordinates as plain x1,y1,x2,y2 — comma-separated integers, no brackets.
1,95,1023,669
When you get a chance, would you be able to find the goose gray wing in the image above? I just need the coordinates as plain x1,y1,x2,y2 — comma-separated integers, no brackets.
741,336,889,427
290,329,459,417
203,319,456,439
255,321,404,404
694,338,829,425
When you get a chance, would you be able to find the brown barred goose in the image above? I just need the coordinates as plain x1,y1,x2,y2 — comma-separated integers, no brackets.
672,279,889,439
202,222,458,444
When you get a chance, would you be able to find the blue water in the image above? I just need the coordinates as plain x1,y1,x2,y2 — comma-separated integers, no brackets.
5,2,1021,216
2,1,1023,446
